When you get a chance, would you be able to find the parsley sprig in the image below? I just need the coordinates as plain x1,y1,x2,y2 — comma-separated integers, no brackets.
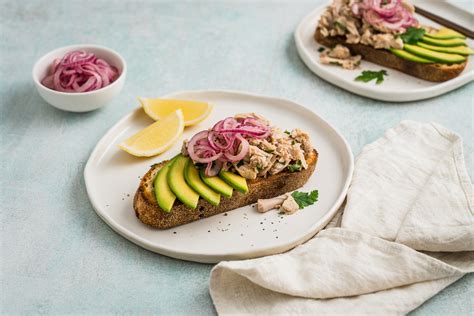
288,161,302,172
291,190,319,209
355,70,388,84
399,27,425,44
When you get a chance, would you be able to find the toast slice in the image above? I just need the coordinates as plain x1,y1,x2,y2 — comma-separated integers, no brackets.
314,27,467,82
134,149,318,229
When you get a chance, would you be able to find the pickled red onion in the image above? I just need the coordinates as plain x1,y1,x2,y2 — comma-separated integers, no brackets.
41,50,119,93
352,0,418,32
186,117,270,176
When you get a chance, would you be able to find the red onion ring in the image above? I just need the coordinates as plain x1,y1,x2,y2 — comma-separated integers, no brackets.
223,135,249,162
41,50,119,93
205,160,223,177
186,117,271,176
351,0,418,32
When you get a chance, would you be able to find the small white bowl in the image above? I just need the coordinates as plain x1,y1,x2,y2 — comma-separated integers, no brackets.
32,44,127,112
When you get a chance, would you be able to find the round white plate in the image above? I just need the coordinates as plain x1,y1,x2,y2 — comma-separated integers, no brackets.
295,3,474,102
84,90,353,263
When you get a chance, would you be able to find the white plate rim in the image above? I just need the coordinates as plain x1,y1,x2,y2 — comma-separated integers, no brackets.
84,89,354,262
294,3,474,102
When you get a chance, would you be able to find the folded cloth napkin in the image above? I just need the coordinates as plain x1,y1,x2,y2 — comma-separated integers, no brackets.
209,121,473,315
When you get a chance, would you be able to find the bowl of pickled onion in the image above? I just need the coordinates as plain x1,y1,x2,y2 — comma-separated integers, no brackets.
32,44,126,112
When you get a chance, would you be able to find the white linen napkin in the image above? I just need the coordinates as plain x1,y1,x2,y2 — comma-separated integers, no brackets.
209,121,473,315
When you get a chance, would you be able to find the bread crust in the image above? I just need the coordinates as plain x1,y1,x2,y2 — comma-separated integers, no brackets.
133,150,318,229
314,27,467,82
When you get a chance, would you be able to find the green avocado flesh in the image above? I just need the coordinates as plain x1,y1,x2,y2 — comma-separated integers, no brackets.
200,169,233,198
185,160,220,206
219,171,248,194
404,44,466,64
389,48,433,63
153,159,176,212
425,28,466,40
420,36,467,47
417,42,474,56
168,155,199,209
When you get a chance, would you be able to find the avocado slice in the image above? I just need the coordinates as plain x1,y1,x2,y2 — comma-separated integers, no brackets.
153,158,177,212
404,44,466,64
168,155,199,209
389,48,433,63
417,42,474,56
219,171,248,194
425,27,466,40
420,36,467,47
200,169,233,198
185,160,220,206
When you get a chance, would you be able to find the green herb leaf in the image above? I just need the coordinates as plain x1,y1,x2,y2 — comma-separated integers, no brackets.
334,21,346,31
318,47,326,52
288,160,302,172
355,70,388,84
400,27,426,44
291,190,319,209
284,130,291,135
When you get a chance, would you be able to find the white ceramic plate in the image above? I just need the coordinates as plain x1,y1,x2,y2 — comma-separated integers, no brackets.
295,2,474,102
84,90,353,263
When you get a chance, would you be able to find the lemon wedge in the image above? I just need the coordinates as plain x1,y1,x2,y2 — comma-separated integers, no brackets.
119,110,184,157
138,98,212,126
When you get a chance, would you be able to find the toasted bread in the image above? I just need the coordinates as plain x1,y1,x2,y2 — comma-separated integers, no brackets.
314,27,467,82
133,149,318,229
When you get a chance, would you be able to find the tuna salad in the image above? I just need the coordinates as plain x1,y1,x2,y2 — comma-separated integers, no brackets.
257,193,300,214
320,44,362,69
318,0,419,50
183,113,313,180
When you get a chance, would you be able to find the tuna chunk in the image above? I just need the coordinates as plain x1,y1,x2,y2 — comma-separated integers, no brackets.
256,193,301,215
280,195,300,214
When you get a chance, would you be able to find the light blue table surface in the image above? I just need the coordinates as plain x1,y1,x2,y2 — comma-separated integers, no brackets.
1,0,472,314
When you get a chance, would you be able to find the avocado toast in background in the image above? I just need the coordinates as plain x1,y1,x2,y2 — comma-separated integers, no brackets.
134,113,318,229
315,0,473,82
